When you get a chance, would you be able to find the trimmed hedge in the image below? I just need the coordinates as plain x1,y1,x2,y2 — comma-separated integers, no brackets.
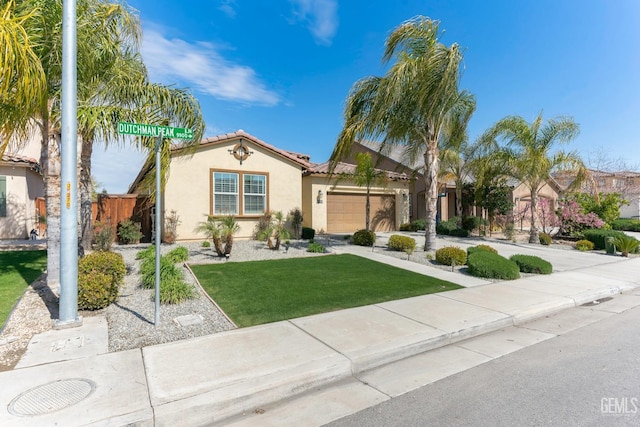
575,239,595,251
449,228,470,237
436,218,457,235
467,244,498,257
387,235,417,253
467,251,520,280
353,229,376,246
462,216,484,231
78,251,126,310
435,246,467,266
582,229,626,250
509,254,552,274
610,219,640,232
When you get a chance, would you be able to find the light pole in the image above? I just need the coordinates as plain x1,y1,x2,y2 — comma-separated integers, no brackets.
56,0,81,328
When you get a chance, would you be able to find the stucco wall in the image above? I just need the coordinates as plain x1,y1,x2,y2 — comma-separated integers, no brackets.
164,139,304,240
0,166,43,239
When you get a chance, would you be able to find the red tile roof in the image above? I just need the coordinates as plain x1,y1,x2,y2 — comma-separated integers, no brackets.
1,153,41,173
308,161,410,181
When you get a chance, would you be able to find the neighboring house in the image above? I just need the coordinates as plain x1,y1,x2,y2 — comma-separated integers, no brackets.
0,133,45,239
128,131,413,241
303,161,410,233
553,169,640,219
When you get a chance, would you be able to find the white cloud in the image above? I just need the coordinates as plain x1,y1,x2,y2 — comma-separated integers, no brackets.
141,28,280,106
218,0,237,18
289,0,339,46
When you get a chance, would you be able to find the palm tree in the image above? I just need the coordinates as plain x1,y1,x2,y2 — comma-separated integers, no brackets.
485,112,583,243
194,215,224,256
1,0,142,287
0,0,46,153
333,152,387,231
330,16,466,251
76,49,204,251
439,94,496,227
219,215,240,255
258,211,292,250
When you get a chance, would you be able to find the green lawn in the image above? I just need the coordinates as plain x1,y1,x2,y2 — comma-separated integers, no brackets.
190,254,461,327
0,250,47,329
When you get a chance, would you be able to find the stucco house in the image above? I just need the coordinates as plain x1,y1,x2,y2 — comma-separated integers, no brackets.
0,133,45,239
128,130,413,241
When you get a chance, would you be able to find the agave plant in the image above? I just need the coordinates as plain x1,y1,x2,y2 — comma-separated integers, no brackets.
194,215,224,256
612,234,640,257
257,211,292,250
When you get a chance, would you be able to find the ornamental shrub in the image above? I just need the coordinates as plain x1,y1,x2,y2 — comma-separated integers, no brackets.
117,219,143,244
467,244,498,258
610,219,640,232
462,216,483,232
159,278,195,305
435,246,467,266
509,254,552,274
582,229,626,250
436,218,457,235
301,227,316,240
387,235,417,253
353,229,376,246
612,234,640,257
575,240,595,251
136,245,155,260
166,246,189,263
77,251,126,310
399,223,418,232
201,240,211,247
412,219,426,230
93,221,114,251
140,256,183,289
467,251,520,280
307,242,325,253
539,232,552,245
449,228,470,237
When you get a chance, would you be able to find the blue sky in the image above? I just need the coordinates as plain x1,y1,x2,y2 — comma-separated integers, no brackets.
93,0,640,193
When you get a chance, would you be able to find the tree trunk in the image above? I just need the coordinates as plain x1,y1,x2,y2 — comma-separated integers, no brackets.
79,137,93,251
42,129,61,290
455,179,463,227
423,141,439,252
365,189,371,231
529,190,540,244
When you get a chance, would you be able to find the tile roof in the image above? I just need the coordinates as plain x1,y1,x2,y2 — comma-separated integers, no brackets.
174,130,311,168
1,153,41,173
308,161,410,181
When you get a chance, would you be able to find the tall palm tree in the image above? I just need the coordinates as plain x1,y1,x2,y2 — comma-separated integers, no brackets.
0,0,46,153
438,93,495,226
2,0,141,288
330,16,466,251
76,49,204,251
485,112,583,243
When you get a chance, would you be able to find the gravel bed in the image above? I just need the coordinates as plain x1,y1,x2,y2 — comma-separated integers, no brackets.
106,239,327,352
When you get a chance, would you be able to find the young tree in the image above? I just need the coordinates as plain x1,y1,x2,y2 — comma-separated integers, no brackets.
330,17,467,251
485,112,583,243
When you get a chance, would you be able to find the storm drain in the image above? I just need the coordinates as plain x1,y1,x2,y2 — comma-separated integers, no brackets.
8,378,96,416
581,297,614,307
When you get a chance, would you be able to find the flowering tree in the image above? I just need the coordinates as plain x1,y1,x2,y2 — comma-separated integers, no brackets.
537,198,558,234
555,199,605,236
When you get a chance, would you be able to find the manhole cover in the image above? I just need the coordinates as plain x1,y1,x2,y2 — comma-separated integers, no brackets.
8,378,96,416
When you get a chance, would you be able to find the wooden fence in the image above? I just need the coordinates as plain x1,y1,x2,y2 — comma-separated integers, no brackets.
35,194,152,243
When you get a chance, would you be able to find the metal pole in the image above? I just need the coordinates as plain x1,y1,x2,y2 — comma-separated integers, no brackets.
154,132,162,326
56,0,81,328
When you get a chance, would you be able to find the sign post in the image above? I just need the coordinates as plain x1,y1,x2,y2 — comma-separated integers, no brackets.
118,122,193,326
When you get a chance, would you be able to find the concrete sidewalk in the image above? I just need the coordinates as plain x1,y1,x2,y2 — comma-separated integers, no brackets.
0,249,639,426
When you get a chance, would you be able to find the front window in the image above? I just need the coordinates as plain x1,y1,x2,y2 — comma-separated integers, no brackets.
213,172,238,215
244,174,266,215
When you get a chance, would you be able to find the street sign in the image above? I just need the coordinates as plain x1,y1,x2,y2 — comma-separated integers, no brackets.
117,122,194,140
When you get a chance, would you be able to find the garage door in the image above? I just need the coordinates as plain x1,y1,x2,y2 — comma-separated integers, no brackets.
327,193,395,233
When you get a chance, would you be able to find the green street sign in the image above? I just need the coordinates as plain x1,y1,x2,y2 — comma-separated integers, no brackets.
117,122,194,140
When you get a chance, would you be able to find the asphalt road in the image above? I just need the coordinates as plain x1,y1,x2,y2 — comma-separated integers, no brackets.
326,305,640,427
